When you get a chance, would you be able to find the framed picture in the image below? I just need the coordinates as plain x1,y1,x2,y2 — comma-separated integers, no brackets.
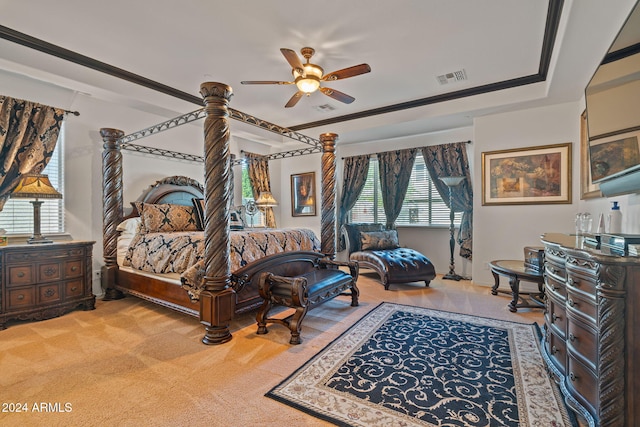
481,142,572,205
291,172,316,216
588,128,640,183
580,110,601,199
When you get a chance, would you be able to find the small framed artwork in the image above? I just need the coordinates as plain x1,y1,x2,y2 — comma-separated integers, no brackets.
481,142,572,205
580,110,601,199
291,172,316,216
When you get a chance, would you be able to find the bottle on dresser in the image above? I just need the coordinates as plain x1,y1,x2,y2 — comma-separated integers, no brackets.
607,201,622,234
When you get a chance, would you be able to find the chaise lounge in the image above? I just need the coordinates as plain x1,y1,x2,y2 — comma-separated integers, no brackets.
341,223,436,290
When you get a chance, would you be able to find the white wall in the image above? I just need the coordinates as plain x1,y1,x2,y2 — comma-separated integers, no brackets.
473,102,583,284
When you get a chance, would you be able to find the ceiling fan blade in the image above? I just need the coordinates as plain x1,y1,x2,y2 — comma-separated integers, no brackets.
285,91,304,108
280,48,304,73
240,80,293,85
322,63,371,81
320,87,355,104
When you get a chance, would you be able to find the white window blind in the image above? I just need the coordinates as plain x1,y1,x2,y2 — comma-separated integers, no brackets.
0,124,65,234
349,153,462,226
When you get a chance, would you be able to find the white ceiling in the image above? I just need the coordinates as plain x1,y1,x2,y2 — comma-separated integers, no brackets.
0,0,638,146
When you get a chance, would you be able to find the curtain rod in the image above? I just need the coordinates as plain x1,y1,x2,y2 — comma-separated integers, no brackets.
341,140,472,159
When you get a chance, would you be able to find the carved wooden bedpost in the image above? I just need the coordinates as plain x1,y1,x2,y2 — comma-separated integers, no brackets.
199,82,235,345
320,133,338,258
100,128,125,300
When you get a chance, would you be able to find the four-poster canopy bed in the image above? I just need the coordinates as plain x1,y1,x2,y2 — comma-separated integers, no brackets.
100,82,341,345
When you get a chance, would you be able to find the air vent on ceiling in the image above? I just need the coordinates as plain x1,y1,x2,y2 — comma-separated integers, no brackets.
314,104,336,112
436,69,467,85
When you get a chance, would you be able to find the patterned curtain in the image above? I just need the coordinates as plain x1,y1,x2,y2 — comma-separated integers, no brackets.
338,155,370,251
245,152,276,228
0,96,65,211
422,142,473,260
377,148,417,229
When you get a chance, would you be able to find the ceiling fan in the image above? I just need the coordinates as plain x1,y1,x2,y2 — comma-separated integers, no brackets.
241,47,371,108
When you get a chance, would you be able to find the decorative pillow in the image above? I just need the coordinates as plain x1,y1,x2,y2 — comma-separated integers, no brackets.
137,202,199,233
360,230,400,251
116,217,142,237
192,198,205,231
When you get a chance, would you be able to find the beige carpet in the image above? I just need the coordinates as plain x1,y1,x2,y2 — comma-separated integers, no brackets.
0,273,545,427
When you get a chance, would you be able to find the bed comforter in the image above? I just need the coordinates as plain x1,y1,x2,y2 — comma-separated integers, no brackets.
123,228,320,300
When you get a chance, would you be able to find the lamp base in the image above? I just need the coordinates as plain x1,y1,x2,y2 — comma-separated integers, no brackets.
27,236,54,244
443,272,464,281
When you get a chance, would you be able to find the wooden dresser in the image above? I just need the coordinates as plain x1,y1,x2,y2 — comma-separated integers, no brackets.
541,233,640,427
0,241,95,329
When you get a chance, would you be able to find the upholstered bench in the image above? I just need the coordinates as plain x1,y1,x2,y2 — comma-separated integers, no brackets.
256,253,359,345
350,247,435,290
342,223,436,290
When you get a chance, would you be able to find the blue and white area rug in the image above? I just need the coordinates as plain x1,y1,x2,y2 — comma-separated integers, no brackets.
267,302,577,427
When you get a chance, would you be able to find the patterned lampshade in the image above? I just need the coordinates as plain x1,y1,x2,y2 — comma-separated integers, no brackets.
11,174,63,200
255,191,278,207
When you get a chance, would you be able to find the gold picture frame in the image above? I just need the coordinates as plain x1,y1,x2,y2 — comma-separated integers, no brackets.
482,143,572,205
291,172,316,216
580,110,601,199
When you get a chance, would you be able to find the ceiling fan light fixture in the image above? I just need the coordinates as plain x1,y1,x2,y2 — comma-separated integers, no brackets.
295,76,321,93
293,63,323,93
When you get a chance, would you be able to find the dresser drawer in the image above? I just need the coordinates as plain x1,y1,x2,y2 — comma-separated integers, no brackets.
566,270,597,298
546,293,567,338
38,283,62,304
7,287,35,309
6,265,35,286
65,260,83,278
545,272,567,299
567,317,597,371
567,288,597,325
545,328,567,375
65,280,84,298
38,261,62,283
566,356,598,418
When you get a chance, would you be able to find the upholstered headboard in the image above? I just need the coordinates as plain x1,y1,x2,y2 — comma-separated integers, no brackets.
128,175,204,216
341,223,386,255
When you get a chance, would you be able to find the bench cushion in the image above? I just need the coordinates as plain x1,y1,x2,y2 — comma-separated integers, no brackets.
351,247,435,287
301,269,354,302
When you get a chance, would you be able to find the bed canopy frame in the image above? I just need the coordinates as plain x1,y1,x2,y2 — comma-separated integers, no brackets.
100,82,339,345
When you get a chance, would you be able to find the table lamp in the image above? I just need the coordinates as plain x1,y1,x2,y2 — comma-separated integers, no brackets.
10,173,62,244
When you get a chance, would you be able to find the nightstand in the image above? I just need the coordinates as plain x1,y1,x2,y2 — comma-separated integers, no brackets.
0,241,96,329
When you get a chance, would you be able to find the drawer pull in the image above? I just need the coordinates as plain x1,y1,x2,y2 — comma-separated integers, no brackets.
44,288,56,298
71,286,78,292
17,271,25,278
552,313,561,322
570,372,578,381
569,333,577,342
71,266,78,272
568,298,576,308
551,345,559,354
17,294,25,300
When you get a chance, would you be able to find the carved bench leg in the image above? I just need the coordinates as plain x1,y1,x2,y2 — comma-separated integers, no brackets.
425,280,431,287
288,306,309,345
256,299,272,335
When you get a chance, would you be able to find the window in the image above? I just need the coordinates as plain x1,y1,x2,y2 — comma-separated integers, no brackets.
0,124,65,235
349,153,462,226
240,162,264,227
